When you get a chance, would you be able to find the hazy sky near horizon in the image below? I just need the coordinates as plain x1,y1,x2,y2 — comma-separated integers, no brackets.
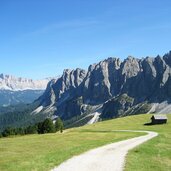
0,0,171,79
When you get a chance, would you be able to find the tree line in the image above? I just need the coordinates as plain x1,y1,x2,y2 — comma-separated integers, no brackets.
0,117,64,138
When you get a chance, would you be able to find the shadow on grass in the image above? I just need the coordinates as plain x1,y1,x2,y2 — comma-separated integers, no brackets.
144,122,153,126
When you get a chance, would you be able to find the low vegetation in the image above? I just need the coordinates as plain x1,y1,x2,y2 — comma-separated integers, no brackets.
0,114,170,171
0,118,64,138
0,103,41,131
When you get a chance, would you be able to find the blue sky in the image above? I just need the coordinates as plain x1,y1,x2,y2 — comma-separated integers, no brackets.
0,0,171,79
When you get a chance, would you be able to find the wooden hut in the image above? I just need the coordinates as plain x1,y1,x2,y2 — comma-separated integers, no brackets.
151,115,168,124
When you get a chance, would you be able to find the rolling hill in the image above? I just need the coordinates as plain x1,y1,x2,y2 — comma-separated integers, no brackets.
0,114,170,171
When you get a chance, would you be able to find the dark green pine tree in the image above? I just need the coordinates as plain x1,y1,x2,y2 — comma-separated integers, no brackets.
2,127,15,137
55,117,64,133
25,125,38,134
41,118,55,133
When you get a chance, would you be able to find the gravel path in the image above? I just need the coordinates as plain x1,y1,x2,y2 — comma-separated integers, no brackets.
51,130,158,171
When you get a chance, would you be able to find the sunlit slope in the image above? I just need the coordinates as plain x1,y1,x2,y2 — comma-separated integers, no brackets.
0,114,170,171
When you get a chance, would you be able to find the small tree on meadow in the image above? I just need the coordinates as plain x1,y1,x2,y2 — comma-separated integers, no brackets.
42,118,55,133
55,117,64,133
2,127,15,137
25,125,38,134
37,122,43,134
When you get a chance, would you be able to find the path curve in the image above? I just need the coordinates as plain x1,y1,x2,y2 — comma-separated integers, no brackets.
51,130,158,171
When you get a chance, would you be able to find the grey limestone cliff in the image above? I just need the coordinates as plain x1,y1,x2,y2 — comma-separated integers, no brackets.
34,51,171,121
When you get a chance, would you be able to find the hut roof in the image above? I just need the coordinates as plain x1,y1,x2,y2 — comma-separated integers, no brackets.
151,115,168,120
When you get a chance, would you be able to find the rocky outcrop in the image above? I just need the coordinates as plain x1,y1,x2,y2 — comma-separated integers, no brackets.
34,68,87,119
82,58,122,103
101,94,134,119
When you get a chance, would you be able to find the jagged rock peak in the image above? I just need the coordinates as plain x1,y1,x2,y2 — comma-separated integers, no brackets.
121,56,141,78
163,51,171,67
61,68,87,88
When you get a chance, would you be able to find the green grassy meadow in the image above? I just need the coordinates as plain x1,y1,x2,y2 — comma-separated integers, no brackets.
0,114,170,171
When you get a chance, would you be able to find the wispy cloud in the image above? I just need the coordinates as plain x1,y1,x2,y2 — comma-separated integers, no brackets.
139,23,171,31
25,19,99,37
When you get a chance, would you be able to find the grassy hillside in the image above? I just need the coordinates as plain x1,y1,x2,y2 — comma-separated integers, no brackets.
0,114,170,171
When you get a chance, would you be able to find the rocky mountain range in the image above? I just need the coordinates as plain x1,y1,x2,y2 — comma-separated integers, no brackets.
1,51,171,130
0,74,51,91
31,51,171,127
0,74,53,106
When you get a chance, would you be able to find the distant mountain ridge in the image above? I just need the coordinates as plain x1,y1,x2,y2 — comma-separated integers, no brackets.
0,74,51,91
0,74,56,106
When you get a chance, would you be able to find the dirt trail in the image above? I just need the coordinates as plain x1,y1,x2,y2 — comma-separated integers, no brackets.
51,130,158,171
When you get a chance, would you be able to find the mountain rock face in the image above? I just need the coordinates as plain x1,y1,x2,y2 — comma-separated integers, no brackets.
0,74,53,106
33,51,171,123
